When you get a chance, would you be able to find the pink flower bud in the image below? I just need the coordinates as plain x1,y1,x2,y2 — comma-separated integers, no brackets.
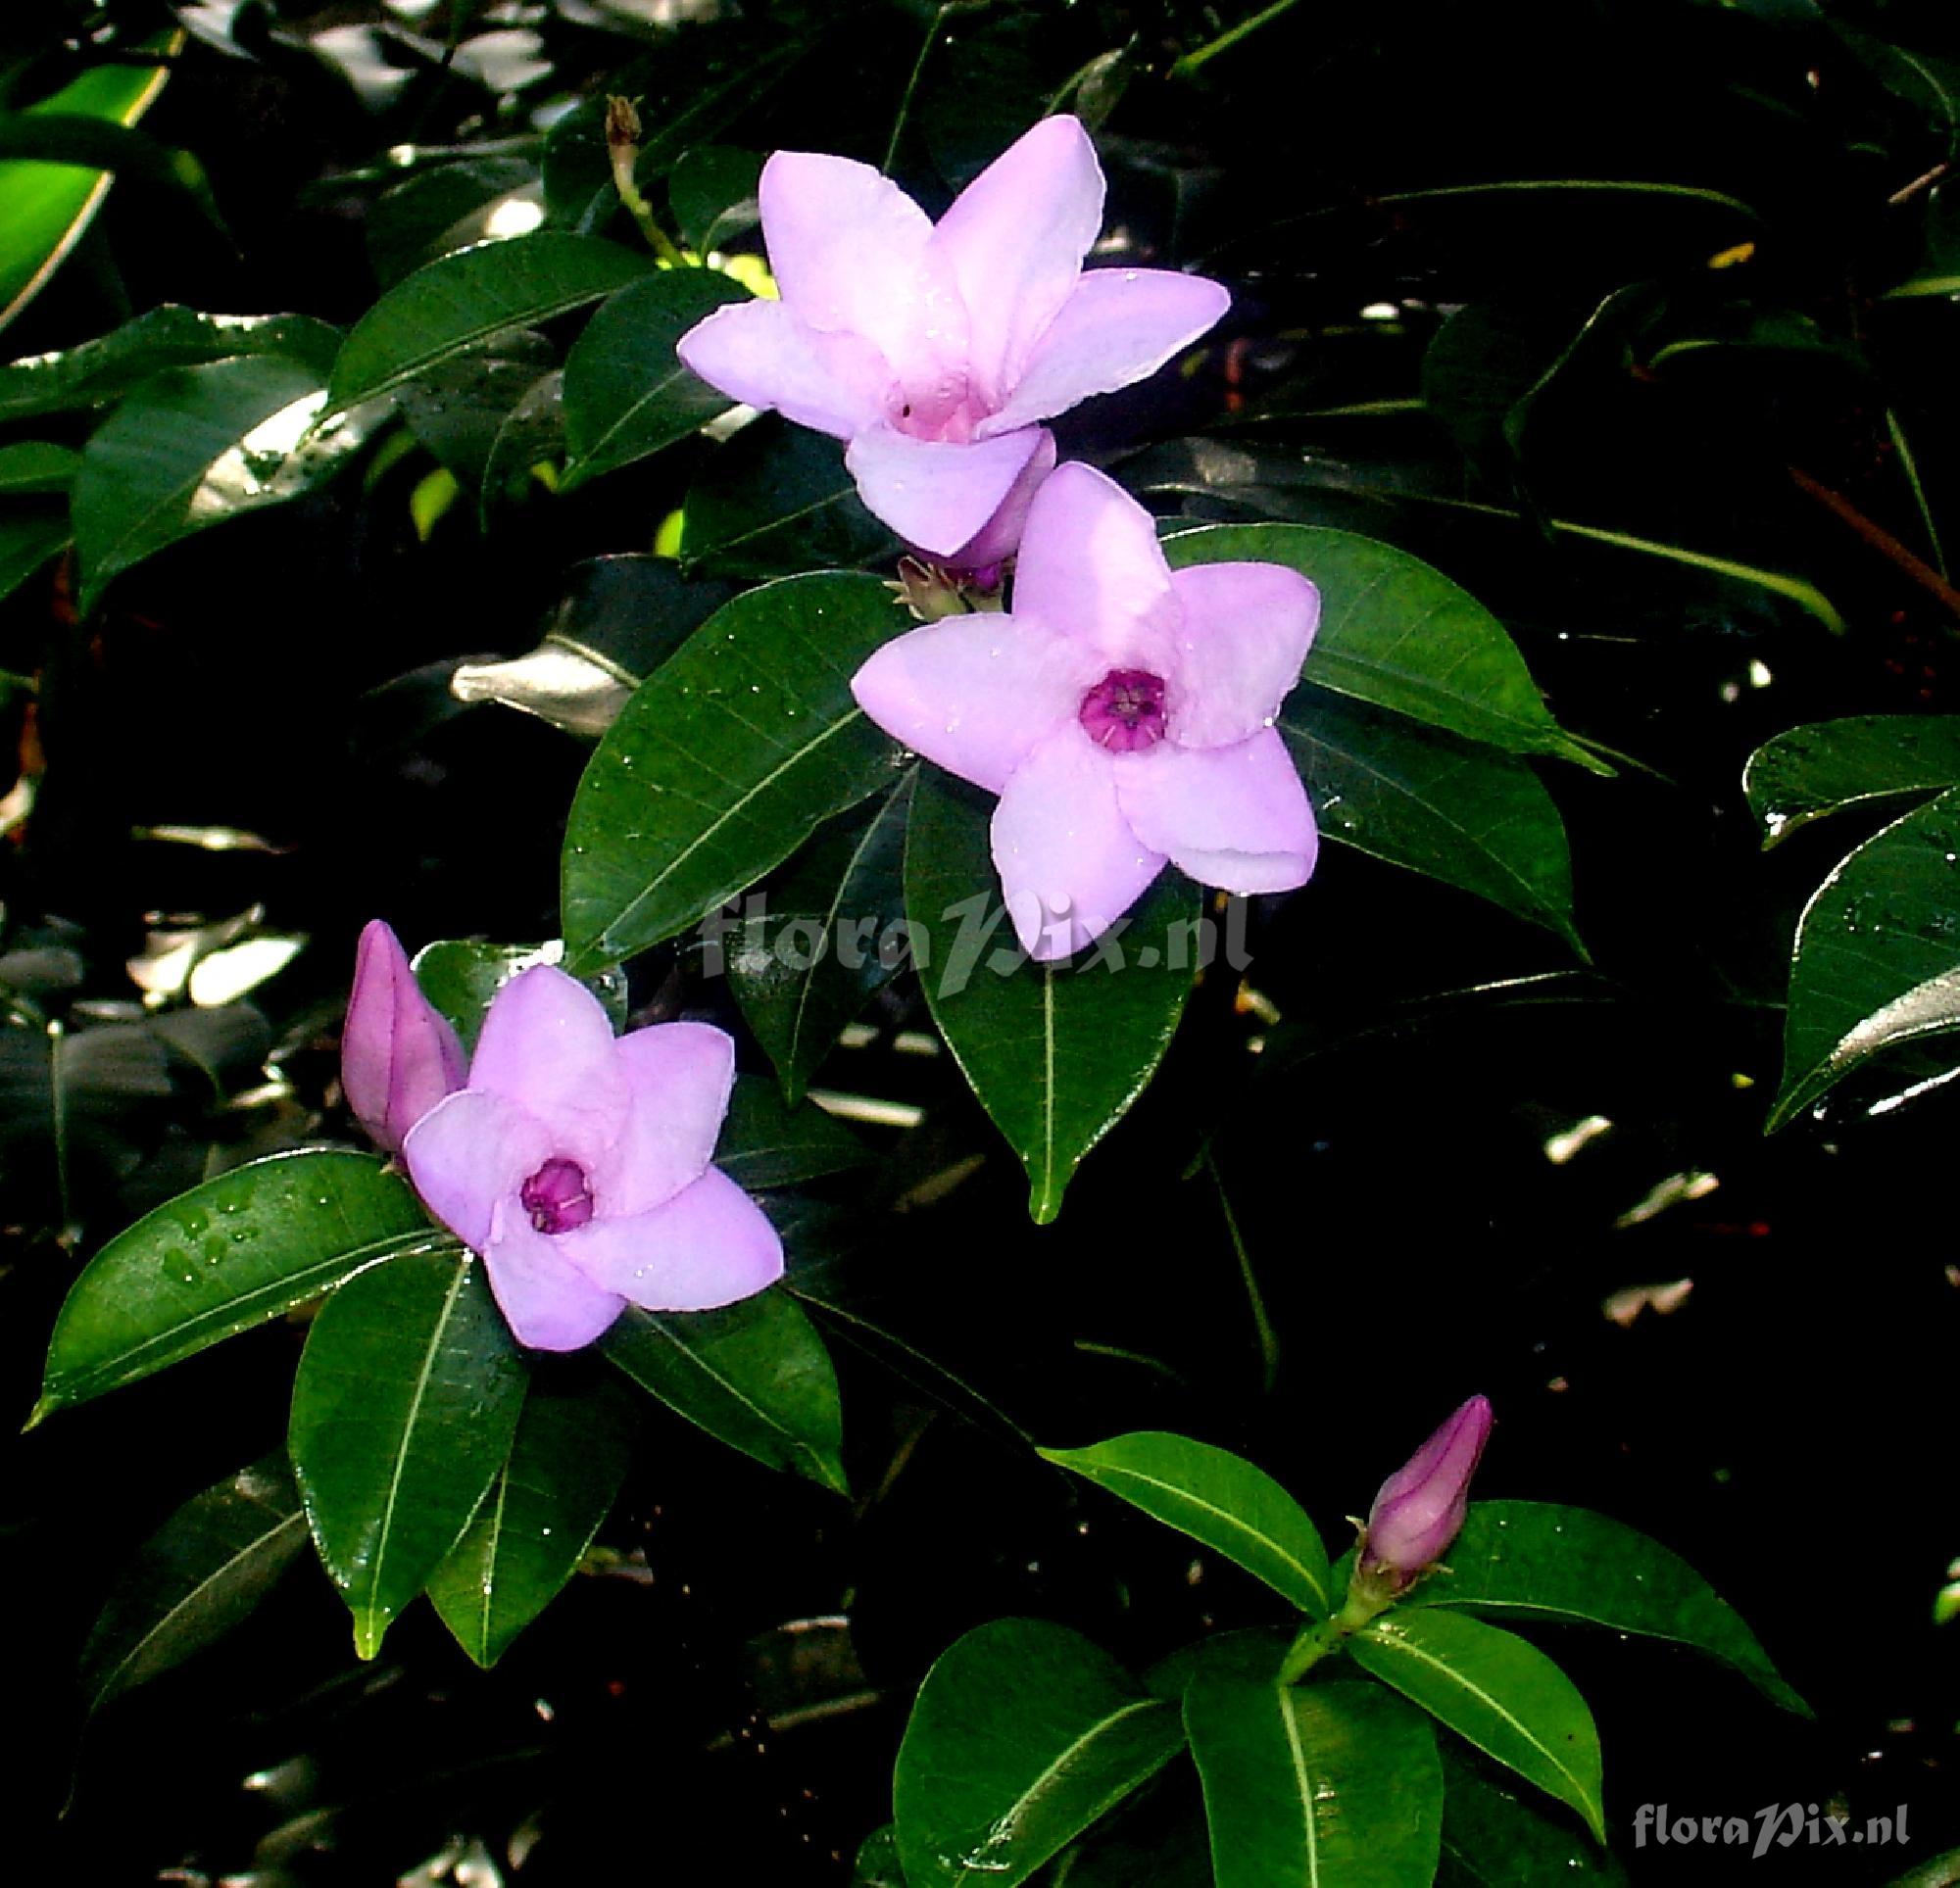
341,920,467,1155
1359,1395,1493,1589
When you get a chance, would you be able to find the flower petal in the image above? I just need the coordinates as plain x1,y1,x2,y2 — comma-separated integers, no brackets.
676,297,889,440
852,608,1092,794
979,266,1231,437
482,1208,626,1351
403,1088,553,1252
992,726,1165,961
930,115,1102,411
759,149,964,406
1164,560,1319,748
342,919,467,1155
1112,728,1317,894
846,422,1046,559
596,1021,737,1216
947,426,1055,572
557,1168,784,1312
467,964,628,1168
1009,461,1179,667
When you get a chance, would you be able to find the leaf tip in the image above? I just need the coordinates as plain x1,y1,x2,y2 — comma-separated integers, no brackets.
21,1394,55,1432
351,1611,390,1662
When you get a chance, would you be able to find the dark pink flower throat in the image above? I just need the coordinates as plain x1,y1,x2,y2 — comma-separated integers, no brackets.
522,1157,595,1234
1079,668,1167,752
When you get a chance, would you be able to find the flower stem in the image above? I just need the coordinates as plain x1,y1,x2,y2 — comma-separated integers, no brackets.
1278,1580,1394,1685
606,96,686,266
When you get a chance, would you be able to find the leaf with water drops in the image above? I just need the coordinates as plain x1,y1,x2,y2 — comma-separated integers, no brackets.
1745,715,1960,848
289,1245,527,1660
411,938,627,1055
33,1150,441,1422
1437,1744,1627,1886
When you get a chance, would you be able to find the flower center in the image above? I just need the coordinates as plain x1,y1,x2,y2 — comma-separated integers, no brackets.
1079,668,1168,752
520,1157,595,1235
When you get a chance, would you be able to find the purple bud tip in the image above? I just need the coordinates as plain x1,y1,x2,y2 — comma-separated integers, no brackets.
342,920,468,1156
1079,667,1168,752
1359,1394,1494,1589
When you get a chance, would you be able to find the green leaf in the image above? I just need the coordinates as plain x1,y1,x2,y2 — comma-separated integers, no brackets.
905,772,1198,1224
0,503,69,604
1163,522,1601,771
1770,788,1960,1130
33,1150,440,1421
410,938,627,1056
1039,1431,1332,1616
1745,716,1960,848
426,1370,637,1667
670,145,762,255
561,569,906,969
477,365,564,527
1406,1500,1807,1715
1349,1608,1605,1842
79,1454,308,1717
560,268,746,490
1184,1674,1443,1888
1280,688,1583,951
601,1286,847,1493
728,777,915,1104
325,233,649,415
1437,1745,1626,1886
852,1824,907,1888
680,416,891,579
366,156,541,288
289,1246,527,1659
716,1075,871,1190
895,1618,1187,1888
0,440,78,494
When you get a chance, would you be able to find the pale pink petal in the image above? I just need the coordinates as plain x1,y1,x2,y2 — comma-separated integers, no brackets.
1010,461,1179,668
1164,561,1319,748
992,726,1165,961
557,1168,784,1311
760,150,965,407
979,268,1231,437
596,1021,736,1216
403,1088,553,1252
846,422,1047,559
1113,729,1317,893
931,116,1102,411
852,609,1094,793
675,298,890,441
947,427,1055,571
481,1208,626,1351
467,965,628,1169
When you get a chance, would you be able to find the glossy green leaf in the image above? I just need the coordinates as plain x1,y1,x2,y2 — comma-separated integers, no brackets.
1280,688,1582,951
670,145,763,255
680,417,891,580
0,504,69,604
1350,1608,1605,1842
561,570,907,970
1745,716,1960,848
1406,1500,1806,1714
411,938,627,1055
366,156,541,288
1163,522,1601,771
289,1246,526,1659
728,777,915,1104
895,1618,1187,1888
716,1075,871,1190
906,772,1199,1224
477,366,564,526
560,267,746,490
601,1286,847,1493
1771,788,1960,1130
325,233,649,414
427,1370,637,1667
0,441,77,494
1185,1674,1443,1888
1039,1431,1332,1616
79,1454,308,1717
1437,1745,1625,1886
852,1824,906,1888
34,1150,440,1421
395,328,556,490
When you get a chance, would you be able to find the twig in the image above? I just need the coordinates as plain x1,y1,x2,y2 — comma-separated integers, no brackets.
1788,464,1960,625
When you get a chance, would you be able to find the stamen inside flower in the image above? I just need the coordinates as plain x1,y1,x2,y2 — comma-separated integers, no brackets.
1079,668,1168,752
521,1157,595,1234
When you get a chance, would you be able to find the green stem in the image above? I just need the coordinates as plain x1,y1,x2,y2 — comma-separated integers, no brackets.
1205,1150,1278,1394
1278,1579,1394,1685
1170,0,1305,81
615,163,686,266
885,4,950,174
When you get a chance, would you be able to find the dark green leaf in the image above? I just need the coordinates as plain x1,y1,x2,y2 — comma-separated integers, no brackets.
1745,716,1960,847
1438,1744,1626,1886
289,1246,526,1659
477,365,564,526
1185,1674,1443,1888
366,156,542,288
394,327,556,489
1406,1500,1807,1714
681,417,891,579
601,1286,847,1493
0,440,77,494
1039,1431,1331,1616
670,144,762,255
427,1370,637,1667
34,1150,440,1421
410,938,627,1056
905,772,1198,1224
562,570,907,969
853,1824,906,1888
79,1454,308,1717
1350,1609,1605,1842
895,1618,1187,1888
716,1075,871,1190
0,503,69,603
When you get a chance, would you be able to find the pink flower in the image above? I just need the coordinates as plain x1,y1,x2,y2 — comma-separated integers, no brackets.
341,920,467,1156
675,116,1229,564
1360,1395,1494,1590
851,461,1319,959
402,966,782,1350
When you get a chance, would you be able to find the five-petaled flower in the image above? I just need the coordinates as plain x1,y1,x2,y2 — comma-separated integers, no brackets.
401,965,781,1350
675,115,1229,566
851,461,1320,959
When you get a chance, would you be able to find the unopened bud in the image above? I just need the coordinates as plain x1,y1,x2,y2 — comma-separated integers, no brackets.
1358,1394,1493,1591
342,920,467,1155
